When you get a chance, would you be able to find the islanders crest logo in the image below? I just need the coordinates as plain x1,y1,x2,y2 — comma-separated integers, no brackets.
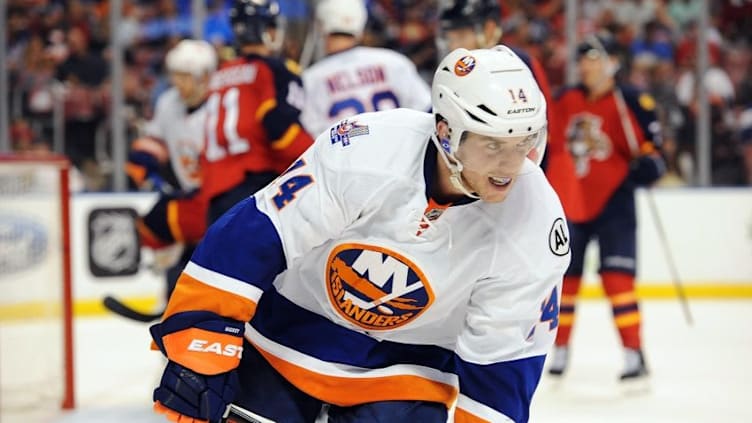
326,243,434,330
454,55,476,76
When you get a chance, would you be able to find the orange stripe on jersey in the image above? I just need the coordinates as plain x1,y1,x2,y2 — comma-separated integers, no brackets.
427,198,451,213
164,272,257,323
255,98,277,121
609,291,637,306
558,314,574,326
162,327,243,375
640,141,656,155
136,218,170,249
270,123,301,150
615,311,640,328
166,200,184,242
254,345,457,409
455,407,491,423
560,294,577,306
125,162,147,185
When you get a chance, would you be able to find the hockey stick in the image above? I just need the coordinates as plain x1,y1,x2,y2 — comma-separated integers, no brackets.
102,295,164,323
297,11,320,69
642,192,693,325
222,403,276,423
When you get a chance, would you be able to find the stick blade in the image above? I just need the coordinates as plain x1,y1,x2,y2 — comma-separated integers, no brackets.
102,296,163,323
223,404,276,423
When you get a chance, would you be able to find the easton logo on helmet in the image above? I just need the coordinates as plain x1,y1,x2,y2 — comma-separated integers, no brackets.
326,243,434,330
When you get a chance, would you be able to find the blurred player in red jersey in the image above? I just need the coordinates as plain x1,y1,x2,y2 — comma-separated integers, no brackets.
436,0,583,219
548,32,666,382
201,0,313,224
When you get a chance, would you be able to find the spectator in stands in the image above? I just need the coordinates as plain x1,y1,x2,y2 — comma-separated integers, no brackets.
675,36,745,185
13,34,58,145
368,0,439,81
55,25,109,190
630,20,674,70
739,103,752,185
667,0,702,31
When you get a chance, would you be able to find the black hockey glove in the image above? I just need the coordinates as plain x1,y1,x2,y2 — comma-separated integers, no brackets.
628,153,666,186
150,311,244,422
153,359,239,422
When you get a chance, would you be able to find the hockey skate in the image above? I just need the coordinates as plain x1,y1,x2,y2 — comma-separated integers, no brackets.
547,346,569,376
619,348,650,393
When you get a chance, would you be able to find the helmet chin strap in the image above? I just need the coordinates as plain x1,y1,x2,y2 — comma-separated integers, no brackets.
431,135,479,199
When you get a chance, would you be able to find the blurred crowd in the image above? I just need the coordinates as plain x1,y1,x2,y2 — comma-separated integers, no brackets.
5,0,752,190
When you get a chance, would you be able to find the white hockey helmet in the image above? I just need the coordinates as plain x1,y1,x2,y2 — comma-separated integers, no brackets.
432,45,547,159
316,0,367,38
165,39,218,78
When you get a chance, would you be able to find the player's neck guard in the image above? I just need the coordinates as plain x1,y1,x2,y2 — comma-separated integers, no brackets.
430,134,479,199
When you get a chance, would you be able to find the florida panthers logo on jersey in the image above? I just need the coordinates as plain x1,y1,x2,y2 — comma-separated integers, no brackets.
330,119,370,147
326,243,434,331
566,113,613,176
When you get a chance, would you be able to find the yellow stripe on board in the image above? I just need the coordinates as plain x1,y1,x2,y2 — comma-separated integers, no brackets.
1,285,752,321
579,283,752,299
0,296,159,321
0,301,64,321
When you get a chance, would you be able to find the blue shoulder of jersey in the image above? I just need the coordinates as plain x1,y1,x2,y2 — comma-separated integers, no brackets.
191,196,287,292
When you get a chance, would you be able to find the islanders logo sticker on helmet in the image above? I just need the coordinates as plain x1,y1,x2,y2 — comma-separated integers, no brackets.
326,243,434,330
454,55,476,76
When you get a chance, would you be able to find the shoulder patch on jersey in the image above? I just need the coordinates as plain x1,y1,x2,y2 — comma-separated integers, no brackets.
330,119,369,146
638,93,656,111
326,243,434,331
284,58,302,76
548,217,570,256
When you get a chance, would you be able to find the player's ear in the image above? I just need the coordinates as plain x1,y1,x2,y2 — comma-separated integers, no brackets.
436,119,450,141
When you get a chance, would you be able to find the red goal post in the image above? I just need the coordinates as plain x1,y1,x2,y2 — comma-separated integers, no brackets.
0,154,75,410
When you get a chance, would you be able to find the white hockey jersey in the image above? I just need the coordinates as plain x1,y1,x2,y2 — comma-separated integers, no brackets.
142,87,206,191
300,46,432,138
176,109,570,422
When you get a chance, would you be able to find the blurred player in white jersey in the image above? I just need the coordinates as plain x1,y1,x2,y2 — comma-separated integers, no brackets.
149,45,569,423
123,39,217,314
127,39,216,194
299,0,431,137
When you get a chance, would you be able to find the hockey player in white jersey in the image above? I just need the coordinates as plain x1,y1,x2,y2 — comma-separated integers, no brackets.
116,40,217,320
127,39,216,193
299,0,432,138
149,46,569,423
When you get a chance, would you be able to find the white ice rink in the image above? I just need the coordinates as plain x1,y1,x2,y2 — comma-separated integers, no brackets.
3,300,751,423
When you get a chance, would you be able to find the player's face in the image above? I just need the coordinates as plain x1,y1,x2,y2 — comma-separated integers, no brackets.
442,27,480,51
578,50,616,91
455,132,534,203
170,71,207,106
